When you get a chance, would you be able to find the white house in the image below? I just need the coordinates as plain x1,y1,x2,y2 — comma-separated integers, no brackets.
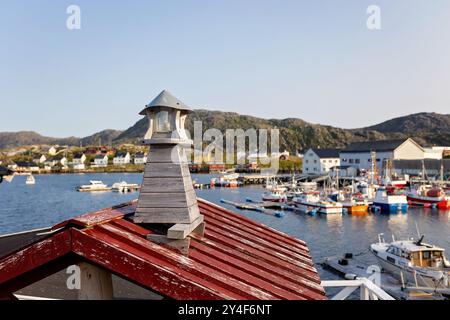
302,149,340,174
72,153,86,170
33,154,46,164
46,146,57,156
93,154,109,167
44,155,68,168
113,152,131,165
340,138,425,171
134,152,147,165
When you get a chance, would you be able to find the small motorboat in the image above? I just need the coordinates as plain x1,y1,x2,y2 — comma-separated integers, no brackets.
372,188,408,213
293,192,343,214
370,234,450,290
25,174,36,185
112,181,140,193
77,180,111,192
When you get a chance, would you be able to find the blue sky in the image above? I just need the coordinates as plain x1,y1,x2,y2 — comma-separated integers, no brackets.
1,0,450,137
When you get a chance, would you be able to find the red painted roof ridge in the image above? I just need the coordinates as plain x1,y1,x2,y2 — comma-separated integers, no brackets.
197,199,308,248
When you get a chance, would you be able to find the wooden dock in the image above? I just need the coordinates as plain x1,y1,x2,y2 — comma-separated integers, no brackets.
220,199,285,218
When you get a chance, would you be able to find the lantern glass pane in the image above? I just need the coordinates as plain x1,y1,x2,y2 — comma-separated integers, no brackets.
155,111,171,132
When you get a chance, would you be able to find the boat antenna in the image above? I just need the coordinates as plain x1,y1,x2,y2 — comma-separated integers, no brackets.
414,235,425,246
415,221,421,239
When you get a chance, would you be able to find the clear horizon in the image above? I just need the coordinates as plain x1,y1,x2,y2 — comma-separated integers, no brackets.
2,0,450,137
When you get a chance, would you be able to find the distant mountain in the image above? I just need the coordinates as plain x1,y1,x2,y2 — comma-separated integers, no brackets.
81,130,123,146
0,130,122,149
115,111,450,152
358,112,450,146
1,112,449,151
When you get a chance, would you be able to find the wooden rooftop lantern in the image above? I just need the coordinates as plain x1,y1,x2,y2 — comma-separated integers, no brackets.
133,90,204,253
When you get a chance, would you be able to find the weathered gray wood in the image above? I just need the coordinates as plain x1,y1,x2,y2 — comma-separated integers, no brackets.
134,204,200,224
135,137,201,226
140,176,194,193
147,234,191,255
192,222,206,238
78,262,114,300
143,162,190,178
147,145,188,163
137,191,197,208
167,215,204,240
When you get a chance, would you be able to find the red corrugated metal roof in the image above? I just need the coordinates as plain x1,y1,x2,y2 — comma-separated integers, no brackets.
0,198,326,300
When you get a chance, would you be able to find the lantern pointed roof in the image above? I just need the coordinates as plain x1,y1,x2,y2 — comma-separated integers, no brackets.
139,90,192,115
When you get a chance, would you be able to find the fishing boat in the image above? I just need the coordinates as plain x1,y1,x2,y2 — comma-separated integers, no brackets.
370,234,450,290
372,187,408,213
341,193,369,214
112,181,140,193
293,192,343,214
406,185,450,209
77,180,111,192
262,187,287,202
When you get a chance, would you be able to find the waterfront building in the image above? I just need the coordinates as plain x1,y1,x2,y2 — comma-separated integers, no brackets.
340,138,424,171
45,155,68,168
392,159,450,177
113,152,131,165
302,148,340,174
46,146,57,156
92,154,109,167
133,152,147,165
32,154,46,164
423,147,447,160
13,161,39,172
72,153,86,170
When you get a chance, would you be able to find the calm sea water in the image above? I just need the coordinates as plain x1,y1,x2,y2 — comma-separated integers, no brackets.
1,173,449,280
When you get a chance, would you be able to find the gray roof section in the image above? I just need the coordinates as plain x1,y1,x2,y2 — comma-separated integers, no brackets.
341,139,408,153
139,90,192,115
312,148,341,158
393,159,450,171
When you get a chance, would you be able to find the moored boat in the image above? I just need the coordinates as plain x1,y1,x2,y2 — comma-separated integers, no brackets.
341,193,369,214
407,185,450,209
77,180,111,192
112,181,140,192
293,192,343,214
262,187,287,202
372,188,408,213
370,234,450,290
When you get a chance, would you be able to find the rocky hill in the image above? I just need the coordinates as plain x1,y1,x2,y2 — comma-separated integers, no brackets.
1,112,449,151
114,111,450,152
0,130,122,149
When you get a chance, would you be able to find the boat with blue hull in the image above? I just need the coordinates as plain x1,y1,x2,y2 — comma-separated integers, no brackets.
372,188,408,213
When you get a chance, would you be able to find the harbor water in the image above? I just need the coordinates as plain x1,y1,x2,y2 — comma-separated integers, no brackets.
1,173,449,281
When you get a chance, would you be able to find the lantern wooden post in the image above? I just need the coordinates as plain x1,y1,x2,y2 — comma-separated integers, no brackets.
133,91,204,250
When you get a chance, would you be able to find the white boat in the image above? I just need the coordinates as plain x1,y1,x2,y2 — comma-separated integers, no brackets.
262,187,287,202
371,234,450,289
293,192,343,214
222,173,239,181
112,181,140,193
77,180,111,192
372,188,408,213
25,174,35,185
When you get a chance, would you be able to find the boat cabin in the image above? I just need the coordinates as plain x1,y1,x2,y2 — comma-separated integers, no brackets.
386,241,448,269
